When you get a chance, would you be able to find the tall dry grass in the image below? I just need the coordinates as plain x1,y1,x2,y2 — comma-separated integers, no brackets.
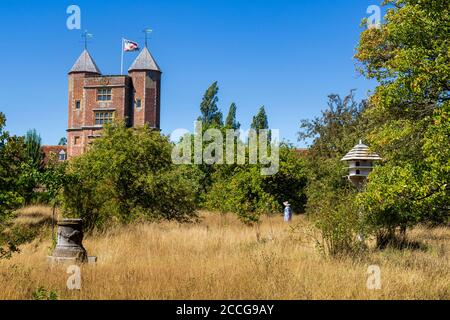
0,206,449,300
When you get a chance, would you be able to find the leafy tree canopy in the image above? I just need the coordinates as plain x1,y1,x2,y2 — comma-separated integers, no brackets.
355,0,450,227
62,122,199,230
251,106,269,131
199,81,223,128
225,103,241,130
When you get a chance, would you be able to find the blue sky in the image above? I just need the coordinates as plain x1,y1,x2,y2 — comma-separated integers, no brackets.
0,0,381,146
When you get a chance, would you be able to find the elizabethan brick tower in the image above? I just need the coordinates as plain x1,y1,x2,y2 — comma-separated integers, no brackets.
67,47,161,158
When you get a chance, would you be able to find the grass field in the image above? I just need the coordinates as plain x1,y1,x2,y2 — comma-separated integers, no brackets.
0,206,448,300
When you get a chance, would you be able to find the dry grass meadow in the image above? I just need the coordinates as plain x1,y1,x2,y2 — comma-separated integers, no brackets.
0,205,449,300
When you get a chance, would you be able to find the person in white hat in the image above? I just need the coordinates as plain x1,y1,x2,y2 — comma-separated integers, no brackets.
283,201,292,222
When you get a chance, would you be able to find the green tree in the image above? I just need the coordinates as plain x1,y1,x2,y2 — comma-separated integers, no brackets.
205,144,307,225
24,129,44,170
355,0,450,238
58,137,67,146
39,158,69,236
62,122,199,230
225,103,240,130
0,112,26,259
298,92,368,255
21,129,44,204
299,90,367,159
251,106,269,130
199,81,223,128
193,82,226,201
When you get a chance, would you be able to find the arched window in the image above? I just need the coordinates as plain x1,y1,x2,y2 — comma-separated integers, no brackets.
356,169,360,175
356,161,360,167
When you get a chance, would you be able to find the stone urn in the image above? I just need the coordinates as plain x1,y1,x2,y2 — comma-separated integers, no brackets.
49,219,88,263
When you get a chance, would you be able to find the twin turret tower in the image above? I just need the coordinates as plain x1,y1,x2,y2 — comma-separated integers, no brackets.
67,46,161,158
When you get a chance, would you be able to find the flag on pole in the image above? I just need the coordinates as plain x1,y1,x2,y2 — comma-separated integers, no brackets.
123,39,139,52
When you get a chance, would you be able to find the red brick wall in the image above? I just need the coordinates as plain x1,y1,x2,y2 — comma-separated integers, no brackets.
68,70,159,158
129,71,146,127
67,74,133,158
68,72,90,157
129,70,161,128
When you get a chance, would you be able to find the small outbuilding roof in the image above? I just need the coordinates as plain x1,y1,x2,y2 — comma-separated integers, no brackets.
341,140,382,161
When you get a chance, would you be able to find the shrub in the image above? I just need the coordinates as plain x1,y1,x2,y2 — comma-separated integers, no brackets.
32,287,58,300
0,112,26,259
311,189,364,257
303,157,365,256
205,145,307,225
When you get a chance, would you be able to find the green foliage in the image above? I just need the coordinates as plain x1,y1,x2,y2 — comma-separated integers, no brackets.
190,82,308,224
355,0,450,234
32,287,58,300
205,145,307,225
421,104,450,223
299,92,369,255
251,106,269,130
39,159,68,206
58,137,67,146
24,129,44,171
11,129,45,205
61,122,198,230
193,82,226,200
358,164,421,230
298,91,366,192
199,81,223,128
225,103,240,130
0,112,26,258
299,90,367,159
206,165,277,225
311,188,364,257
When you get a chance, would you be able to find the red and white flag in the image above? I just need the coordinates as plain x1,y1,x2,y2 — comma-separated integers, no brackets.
123,39,139,52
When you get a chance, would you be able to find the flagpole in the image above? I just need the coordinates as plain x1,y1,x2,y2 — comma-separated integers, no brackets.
120,38,124,75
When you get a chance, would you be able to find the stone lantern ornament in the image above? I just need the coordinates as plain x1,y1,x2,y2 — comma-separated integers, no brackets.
341,140,382,190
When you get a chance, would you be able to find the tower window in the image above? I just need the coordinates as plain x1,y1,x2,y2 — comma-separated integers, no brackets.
75,100,81,109
356,169,361,175
97,88,112,101
356,161,360,167
95,111,114,125
135,99,142,109
74,136,80,145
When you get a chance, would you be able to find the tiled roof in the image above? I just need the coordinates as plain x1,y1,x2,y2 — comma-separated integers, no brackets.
294,148,308,157
69,50,101,74
341,140,382,161
42,145,67,163
129,47,161,72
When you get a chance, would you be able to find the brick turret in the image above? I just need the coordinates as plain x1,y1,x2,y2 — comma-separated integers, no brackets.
128,47,162,129
66,45,162,158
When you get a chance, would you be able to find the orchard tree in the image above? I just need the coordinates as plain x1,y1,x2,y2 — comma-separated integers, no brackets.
298,92,368,255
355,0,450,239
299,90,367,160
62,122,199,230
0,113,26,258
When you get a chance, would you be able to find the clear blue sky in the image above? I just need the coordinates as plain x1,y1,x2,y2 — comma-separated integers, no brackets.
0,0,382,146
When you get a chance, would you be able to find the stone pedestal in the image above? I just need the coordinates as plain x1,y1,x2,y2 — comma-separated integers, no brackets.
48,218,96,264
